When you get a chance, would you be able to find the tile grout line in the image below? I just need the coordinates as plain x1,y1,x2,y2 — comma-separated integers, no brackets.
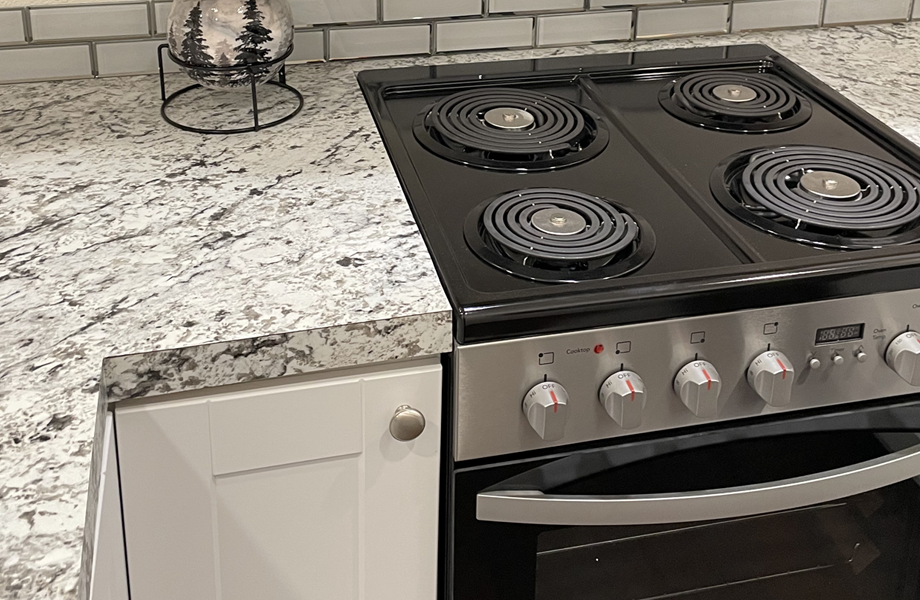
88,40,98,76
22,6,32,42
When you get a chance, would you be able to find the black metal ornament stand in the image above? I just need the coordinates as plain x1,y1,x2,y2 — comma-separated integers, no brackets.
157,43,304,134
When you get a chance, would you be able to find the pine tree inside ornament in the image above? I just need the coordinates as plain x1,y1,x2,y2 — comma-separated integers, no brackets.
167,0,294,89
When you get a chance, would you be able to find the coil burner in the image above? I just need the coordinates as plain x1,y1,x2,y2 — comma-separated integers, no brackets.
711,146,920,249
659,71,812,133
414,88,609,171
464,188,655,282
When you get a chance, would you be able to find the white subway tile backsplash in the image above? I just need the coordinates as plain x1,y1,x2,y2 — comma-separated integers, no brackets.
731,0,822,31
96,38,178,75
30,4,149,41
383,0,482,22
491,0,583,14
329,24,429,59
0,0,918,85
637,3,730,38
824,0,911,24
0,9,24,44
289,29,324,62
437,17,533,52
537,10,632,46
0,44,92,82
289,0,376,27
153,2,170,35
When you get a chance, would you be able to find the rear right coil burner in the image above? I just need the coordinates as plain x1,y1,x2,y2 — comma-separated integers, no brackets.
659,71,812,133
711,146,920,249
465,188,655,283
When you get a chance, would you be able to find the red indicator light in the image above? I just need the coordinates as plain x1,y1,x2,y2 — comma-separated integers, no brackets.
594,344,604,354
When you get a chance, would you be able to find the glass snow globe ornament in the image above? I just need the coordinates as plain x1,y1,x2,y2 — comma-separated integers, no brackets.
167,0,293,89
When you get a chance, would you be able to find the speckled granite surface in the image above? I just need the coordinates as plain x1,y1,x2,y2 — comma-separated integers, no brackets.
3,21,920,600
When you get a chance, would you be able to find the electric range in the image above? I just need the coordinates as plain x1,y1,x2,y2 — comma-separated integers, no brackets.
359,45,920,600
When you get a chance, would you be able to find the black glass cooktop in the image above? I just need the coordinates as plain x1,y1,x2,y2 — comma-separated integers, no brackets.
358,45,920,343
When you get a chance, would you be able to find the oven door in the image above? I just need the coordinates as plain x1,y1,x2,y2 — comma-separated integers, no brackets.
450,398,920,600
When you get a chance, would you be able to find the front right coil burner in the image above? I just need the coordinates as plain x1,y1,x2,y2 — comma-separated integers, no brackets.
464,188,655,283
711,145,920,249
659,71,812,133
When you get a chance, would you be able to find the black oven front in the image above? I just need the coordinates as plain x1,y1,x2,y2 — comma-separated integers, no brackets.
448,397,920,600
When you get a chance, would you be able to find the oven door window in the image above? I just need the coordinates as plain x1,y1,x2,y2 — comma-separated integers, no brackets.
534,432,920,600
453,415,920,600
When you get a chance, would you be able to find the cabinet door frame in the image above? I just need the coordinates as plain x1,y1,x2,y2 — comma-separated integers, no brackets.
116,357,443,600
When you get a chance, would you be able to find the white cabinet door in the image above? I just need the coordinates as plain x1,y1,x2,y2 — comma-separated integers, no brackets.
116,359,442,600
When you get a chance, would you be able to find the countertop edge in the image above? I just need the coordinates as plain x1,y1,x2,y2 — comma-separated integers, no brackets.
101,309,454,403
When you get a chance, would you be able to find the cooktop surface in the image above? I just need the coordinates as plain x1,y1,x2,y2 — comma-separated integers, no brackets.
358,45,920,343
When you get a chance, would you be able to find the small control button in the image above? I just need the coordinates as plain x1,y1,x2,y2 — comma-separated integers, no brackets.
615,341,631,354
855,350,869,363
764,323,779,335
538,352,554,366
690,332,706,344
832,353,845,366
808,357,821,370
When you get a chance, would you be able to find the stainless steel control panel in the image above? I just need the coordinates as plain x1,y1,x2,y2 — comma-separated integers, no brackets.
454,288,920,461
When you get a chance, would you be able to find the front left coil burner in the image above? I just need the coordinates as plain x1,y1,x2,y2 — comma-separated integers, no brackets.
659,71,812,133
465,188,655,282
414,88,609,171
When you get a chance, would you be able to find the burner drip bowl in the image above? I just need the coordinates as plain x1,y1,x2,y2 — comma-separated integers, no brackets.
464,189,655,282
711,146,920,249
659,71,812,133
414,88,609,171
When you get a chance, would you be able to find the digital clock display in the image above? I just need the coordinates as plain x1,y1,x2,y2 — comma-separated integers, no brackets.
815,324,864,345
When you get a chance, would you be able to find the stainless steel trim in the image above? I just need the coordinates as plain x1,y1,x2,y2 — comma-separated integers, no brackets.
455,287,920,462
477,441,920,526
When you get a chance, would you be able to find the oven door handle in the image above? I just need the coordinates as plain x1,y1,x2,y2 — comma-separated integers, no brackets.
477,440,920,526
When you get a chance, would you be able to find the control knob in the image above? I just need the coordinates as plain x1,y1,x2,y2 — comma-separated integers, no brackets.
674,360,722,418
523,381,569,441
747,351,795,407
599,371,646,429
886,332,920,386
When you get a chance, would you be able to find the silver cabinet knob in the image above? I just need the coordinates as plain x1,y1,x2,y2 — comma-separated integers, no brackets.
598,371,646,429
887,331,920,385
522,381,568,441
747,350,794,407
389,405,426,442
674,360,722,418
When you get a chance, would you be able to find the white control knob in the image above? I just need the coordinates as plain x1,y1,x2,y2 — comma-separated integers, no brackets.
522,381,569,441
674,360,722,418
886,332,920,386
599,371,646,429
747,351,795,407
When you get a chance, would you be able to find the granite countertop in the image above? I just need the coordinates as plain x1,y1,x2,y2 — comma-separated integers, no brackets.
3,20,920,600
